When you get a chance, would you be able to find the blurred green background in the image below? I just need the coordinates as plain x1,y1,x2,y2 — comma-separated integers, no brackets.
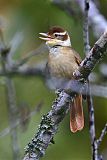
0,0,107,160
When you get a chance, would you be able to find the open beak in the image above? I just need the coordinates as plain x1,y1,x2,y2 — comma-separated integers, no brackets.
39,32,50,41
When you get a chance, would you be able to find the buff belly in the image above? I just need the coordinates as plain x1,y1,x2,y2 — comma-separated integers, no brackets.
48,53,79,89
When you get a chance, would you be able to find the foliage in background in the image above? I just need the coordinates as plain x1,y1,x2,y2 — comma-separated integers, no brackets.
0,0,107,160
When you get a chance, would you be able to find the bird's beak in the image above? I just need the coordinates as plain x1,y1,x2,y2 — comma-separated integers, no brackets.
39,32,50,41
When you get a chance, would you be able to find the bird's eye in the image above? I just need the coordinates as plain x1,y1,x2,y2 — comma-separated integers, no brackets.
54,34,58,37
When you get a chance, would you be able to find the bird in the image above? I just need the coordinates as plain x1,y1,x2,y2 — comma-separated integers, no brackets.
39,26,84,133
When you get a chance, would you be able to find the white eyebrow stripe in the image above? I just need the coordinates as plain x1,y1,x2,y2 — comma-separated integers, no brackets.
54,31,67,35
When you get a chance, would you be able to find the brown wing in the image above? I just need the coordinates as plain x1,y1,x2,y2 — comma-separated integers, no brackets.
70,95,84,133
71,48,82,66
45,62,50,75
63,46,82,66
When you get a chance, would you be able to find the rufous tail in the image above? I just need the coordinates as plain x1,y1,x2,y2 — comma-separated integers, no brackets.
70,95,84,133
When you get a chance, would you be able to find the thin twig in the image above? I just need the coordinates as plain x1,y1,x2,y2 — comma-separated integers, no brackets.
0,61,47,77
83,0,99,159
83,0,90,55
0,32,20,160
0,101,43,138
52,0,107,38
5,77,20,160
76,0,107,37
7,32,24,67
97,123,107,148
15,44,47,67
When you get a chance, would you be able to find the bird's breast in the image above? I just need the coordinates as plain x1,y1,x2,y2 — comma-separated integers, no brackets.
48,51,79,79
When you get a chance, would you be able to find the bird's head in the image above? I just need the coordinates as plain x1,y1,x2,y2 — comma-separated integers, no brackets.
39,26,71,48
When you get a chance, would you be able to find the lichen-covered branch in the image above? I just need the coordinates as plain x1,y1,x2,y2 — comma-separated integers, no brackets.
23,90,71,160
75,31,107,79
23,30,107,160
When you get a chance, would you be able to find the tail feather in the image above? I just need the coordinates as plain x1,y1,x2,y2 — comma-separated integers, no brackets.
70,95,84,133
70,99,78,133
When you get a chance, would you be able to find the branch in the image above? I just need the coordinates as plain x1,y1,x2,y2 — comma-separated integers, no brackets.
0,102,43,138
52,0,107,38
0,61,47,77
83,0,90,55
97,123,107,148
1,62,107,98
23,31,107,160
0,31,20,160
83,1,100,160
7,32,24,67
76,0,107,38
5,77,20,160
15,44,47,67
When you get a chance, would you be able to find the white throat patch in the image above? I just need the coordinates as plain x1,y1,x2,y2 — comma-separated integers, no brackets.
61,36,71,46
49,47,60,57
